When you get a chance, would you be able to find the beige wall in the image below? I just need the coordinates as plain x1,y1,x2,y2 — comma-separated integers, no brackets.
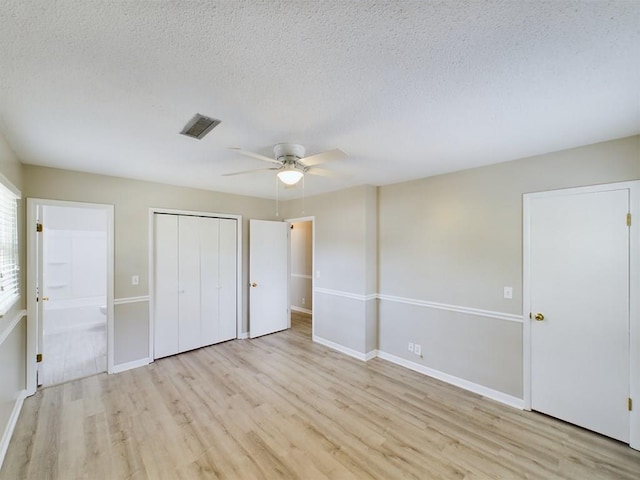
378,135,640,397
0,133,25,462
282,185,378,354
23,165,278,364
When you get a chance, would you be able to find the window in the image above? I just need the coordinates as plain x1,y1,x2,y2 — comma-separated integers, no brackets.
0,178,20,315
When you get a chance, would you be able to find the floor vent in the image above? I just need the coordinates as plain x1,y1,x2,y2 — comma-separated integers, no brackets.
180,114,221,140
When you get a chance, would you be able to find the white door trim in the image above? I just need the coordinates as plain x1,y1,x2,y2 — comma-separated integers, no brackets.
522,180,640,450
148,208,243,361
285,216,314,336
26,198,115,395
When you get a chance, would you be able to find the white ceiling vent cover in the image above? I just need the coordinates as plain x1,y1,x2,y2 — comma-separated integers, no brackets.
180,114,221,139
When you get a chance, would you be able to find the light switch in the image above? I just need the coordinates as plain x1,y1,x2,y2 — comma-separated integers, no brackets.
132,275,139,285
504,286,513,299
316,271,321,279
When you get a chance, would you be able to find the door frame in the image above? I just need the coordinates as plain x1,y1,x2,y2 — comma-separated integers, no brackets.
148,208,243,359
26,198,115,395
522,180,640,449
284,216,315,336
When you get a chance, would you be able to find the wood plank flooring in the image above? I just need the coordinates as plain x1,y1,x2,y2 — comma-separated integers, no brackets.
2,313,639,479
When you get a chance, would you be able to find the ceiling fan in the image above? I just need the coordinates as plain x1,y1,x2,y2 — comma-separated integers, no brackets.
223,143,347,186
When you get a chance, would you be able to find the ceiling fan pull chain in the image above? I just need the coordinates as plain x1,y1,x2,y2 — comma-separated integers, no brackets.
302,175,305,214
275,175,279,217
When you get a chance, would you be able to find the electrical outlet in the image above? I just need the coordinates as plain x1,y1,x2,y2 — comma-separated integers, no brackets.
414,344,422,356
132,275,139,285
302,297,306,305
408,342,414,352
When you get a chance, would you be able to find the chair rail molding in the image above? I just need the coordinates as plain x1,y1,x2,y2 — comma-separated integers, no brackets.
378,294,523,323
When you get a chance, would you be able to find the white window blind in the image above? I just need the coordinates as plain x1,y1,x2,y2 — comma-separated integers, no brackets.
0,180,19,315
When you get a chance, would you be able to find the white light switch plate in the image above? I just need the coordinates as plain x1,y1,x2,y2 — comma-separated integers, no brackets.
132,275,139,285
504,286,513,299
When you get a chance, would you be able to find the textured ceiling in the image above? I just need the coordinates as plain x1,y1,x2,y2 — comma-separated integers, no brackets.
1,1,638,200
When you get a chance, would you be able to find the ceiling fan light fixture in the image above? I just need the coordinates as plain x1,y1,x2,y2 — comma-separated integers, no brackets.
277,167,304,185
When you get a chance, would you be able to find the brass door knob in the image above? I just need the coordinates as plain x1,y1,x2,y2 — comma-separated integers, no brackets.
42,296,49,301
250,282,257,288
534,312,544,321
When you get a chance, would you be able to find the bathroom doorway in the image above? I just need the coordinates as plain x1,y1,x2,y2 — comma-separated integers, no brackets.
287,217,314,338
26,199,114,389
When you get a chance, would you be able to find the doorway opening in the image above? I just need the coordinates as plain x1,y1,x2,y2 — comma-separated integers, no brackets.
27,199,114,393
287,216,314,338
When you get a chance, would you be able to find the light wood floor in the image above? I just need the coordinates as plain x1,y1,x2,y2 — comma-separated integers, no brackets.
2,313,639,479
43,323,107,386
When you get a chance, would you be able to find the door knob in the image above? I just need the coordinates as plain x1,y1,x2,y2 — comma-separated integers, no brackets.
42,296,49,301
534,312,544,321
250,282,257,288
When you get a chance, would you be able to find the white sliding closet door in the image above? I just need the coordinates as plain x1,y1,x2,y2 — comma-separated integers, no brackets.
178,215,203,353
154,214,179,359
219,218,237,341
154,213,237,360
200,217,220,346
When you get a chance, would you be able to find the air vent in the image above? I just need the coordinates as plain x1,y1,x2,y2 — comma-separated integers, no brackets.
180,114,221,140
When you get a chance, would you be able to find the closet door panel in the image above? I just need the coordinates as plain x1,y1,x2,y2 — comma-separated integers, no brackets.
154,214,179,359
178,215,201,352
199,217,220,345
219,218,237,341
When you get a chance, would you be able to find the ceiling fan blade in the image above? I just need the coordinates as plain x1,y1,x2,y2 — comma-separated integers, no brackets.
229,147,282,165
306,167,340,178
221,167,280,177
300,148,347,167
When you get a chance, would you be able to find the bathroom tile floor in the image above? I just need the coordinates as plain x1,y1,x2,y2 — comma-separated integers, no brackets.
42,323,107,386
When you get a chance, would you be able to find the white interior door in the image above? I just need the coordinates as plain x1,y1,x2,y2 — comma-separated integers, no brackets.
529,187,630,442
250,219,289,338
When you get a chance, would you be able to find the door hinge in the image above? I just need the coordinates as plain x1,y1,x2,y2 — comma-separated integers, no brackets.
36,353,43,363
36,222,43,232
627,213,631,226
628,397,633,411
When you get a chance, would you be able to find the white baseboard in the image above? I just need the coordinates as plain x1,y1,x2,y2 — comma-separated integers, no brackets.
313,335,374,361
291,306,312,315
309,339,521,410
364,349,379,361
111,357,150,374
0,389,27,470
377,351,524,410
